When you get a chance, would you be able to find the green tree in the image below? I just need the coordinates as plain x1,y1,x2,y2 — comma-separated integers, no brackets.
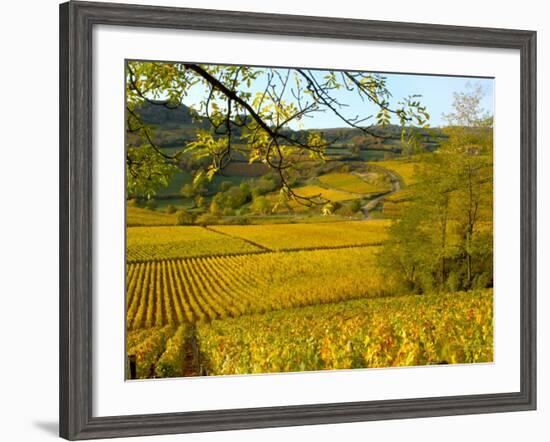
145,199,158,210
175,209,194,225
180,183,195,199
379,85,493,293
442,85,493,288
195,195,206,209
220,181,234,192
181,174,208,199
350,199,362,213
251,196,272,214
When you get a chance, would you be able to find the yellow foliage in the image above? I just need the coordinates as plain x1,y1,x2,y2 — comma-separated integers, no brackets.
210,220,391,251
291,185,358,202
127,206,175,227
197,290,493,375
374,159,419,185
126,226,261,262
381,188,415,218
318,172,390,194
126,246,385,330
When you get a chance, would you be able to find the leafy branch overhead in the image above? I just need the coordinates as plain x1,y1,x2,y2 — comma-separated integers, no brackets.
126,61,430,202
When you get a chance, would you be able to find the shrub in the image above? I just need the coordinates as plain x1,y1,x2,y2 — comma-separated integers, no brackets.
195,212,220,226
340,164,351,173
336,204,354,217
175,209,194,225
145,199,158,210
180,183,195,198
155,325,190,378
165,204,177,214
128,198,146,208
220,181,234,192
195,195,206,208
350,199,362,213
251,176,278,196
227,216,251,225
251,196,272,214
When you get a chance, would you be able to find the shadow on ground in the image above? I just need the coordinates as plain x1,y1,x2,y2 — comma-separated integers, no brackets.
33,421,58,437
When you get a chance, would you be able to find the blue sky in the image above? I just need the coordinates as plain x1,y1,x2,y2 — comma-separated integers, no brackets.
372,73,494,128
178,65,494,130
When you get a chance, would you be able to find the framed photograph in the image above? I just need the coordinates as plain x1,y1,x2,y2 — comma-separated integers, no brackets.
59,1,536,439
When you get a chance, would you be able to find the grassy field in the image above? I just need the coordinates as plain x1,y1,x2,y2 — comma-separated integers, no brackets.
221,162,269,177
126,246,385,330
154,167,251,198
374,159,419,185
291,185,360,202
318,172,390,194
127,226,262,262
210,220,391,251
127,206,176,227
153,198,196,211
158,169,192,195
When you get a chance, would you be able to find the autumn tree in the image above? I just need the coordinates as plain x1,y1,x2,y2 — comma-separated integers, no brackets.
125,61,430,204
442,84,493,288
379,85,493,293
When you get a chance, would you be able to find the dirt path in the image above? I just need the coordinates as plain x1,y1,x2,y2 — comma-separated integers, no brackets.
310,166,404,220
361,169,402,219
181,325,206,376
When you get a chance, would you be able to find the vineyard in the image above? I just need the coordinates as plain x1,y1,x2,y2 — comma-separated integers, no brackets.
127,206,175,227
198,289,493,374
288,185,359,203
125,207,493,380
209,220,391,251
318,172,390,194
125,217,493,379
127,226,262,262
126,246,385,330
123,61,495,382
374,159,420,185
126,289,493,378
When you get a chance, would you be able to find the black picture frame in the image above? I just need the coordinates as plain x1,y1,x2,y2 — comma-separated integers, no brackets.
59,1,537,439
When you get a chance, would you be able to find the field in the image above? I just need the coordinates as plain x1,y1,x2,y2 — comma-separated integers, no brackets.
125,219,493,379
221,162,269,177
374,159,419,185
127,206,175,227
126,193,492,380
126,289,493,378
209,220,391,251
318,172,390,194
126,246,385,330
291,185,360,202
157,169,192,196
198,289,493,374
127,226,262,262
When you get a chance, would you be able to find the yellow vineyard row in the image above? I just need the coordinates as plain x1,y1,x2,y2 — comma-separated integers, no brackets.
210,220,391,251
126,246,385,330
126,290,493,378
197,289,494,374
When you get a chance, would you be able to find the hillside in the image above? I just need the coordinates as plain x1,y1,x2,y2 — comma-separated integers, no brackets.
127,101,448,153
